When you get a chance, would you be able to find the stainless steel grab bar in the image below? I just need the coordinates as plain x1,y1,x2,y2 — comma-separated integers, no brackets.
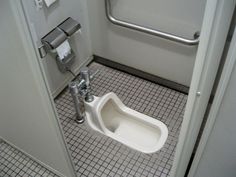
105,0,200,46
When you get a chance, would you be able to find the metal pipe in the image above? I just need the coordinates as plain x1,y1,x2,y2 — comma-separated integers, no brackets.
80,67,94,102
69,82,85,124
105,0,200,46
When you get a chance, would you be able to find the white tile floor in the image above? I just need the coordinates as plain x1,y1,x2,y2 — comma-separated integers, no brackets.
55,62,188,177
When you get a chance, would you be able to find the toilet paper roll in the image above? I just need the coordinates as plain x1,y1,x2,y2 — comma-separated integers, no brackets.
56,40,72,61
44,0,57,7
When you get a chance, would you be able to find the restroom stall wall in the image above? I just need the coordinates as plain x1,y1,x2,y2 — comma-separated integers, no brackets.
193,41,236,177
0,1,75,176
22,0,93,97
87,0,206,86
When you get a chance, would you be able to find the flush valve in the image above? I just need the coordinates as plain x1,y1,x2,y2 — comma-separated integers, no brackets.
68,67,98,123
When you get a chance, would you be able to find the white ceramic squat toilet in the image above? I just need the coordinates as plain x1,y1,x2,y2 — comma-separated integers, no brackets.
84,92,168,153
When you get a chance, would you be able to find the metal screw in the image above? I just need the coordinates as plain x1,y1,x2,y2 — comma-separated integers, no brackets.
196,91,201,97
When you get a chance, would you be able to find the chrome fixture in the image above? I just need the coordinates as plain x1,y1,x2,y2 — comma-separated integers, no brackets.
80,67,94,102
39,17,81,58
39,17,81,73
69,81,85,124
105,0,200,46
68,67,98,123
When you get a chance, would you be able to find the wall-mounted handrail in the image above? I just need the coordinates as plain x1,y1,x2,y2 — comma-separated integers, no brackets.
105,0,200,46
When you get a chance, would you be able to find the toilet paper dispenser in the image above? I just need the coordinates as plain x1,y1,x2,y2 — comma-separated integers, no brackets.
40,17,81,73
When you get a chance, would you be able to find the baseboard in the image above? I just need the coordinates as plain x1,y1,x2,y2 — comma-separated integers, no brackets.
93,55,189,94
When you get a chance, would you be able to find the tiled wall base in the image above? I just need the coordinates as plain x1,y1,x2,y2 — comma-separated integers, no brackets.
55,62,187,177
0,141,58,177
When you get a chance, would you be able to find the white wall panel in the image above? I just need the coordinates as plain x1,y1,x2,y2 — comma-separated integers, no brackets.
87,0,206,86
22,0,92,96
0,1,75,176
194,49,236,177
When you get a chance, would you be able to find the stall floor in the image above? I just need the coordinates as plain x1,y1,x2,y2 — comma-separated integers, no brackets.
55,62,187,177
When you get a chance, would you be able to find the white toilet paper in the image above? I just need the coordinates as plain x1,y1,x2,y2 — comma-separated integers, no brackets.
56,40,71,61
44,0,57,7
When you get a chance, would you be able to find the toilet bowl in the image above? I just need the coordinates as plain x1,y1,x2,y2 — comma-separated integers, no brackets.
84,92,168,153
